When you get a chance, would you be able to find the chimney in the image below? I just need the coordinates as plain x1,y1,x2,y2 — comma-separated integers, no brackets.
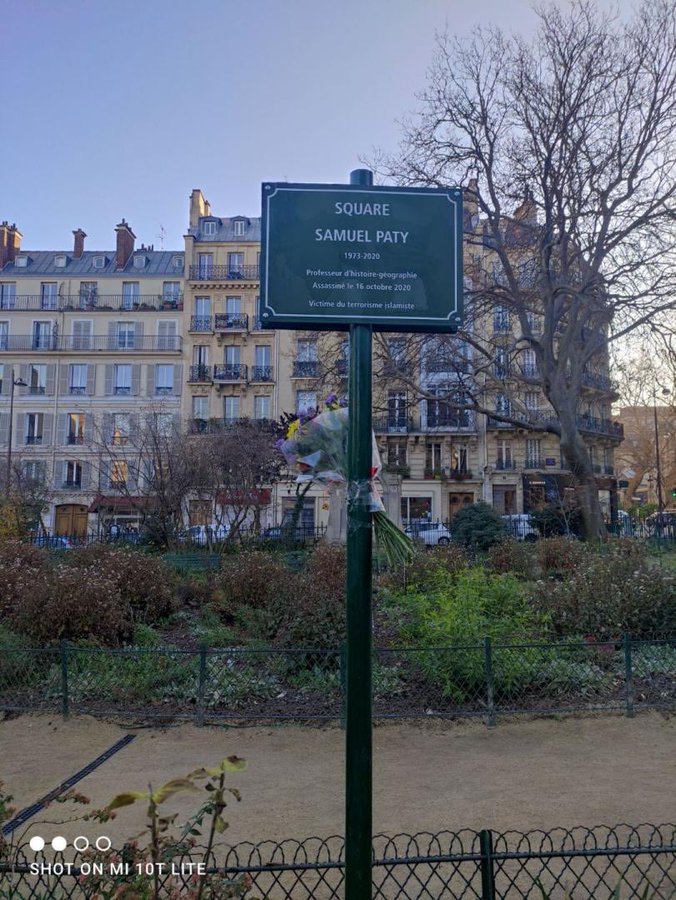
2,223,22,266
189,189,211,229
73,228,86,259
0,222,8,269
115,219,135,269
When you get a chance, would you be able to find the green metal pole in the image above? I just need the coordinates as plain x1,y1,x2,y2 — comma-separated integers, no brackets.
345,168,374,898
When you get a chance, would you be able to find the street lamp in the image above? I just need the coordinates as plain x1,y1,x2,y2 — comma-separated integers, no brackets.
6,366,27,496
653,386,671,513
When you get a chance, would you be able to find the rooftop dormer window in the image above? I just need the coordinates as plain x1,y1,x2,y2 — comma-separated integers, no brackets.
203,220,217,236
15,256,29,268
172,255,184,269
133,254,147,269
93,255,106,269
54,255,68,268
233,219,245,236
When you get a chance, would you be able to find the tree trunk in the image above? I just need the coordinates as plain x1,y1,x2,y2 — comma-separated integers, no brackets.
556,412,607,542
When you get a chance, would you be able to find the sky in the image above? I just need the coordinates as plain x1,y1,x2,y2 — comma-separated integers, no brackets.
0,0,549,251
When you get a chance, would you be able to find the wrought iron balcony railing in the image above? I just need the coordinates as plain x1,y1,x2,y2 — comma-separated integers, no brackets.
373,416,413,433
576,415,624,440
0,294,183,312
423,410,476,431
250,365,273,381
190,316,213,332
495,459,517,470
213,364,248,381
189,264,260,281
0,335,181,352
188,365,212,383
292,360,321,378
214,313,249,331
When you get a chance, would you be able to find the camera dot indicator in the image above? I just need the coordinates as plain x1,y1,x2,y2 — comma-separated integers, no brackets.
29,836,45,852
51,836,67,852
95,836,112,852
73,836,90,852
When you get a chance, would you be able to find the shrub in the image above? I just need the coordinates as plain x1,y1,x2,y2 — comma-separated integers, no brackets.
275,544,346,647
379,544,469,594
536,536,590,575
0,540,51,623
530,504,584,538
530,555,676,639
451,503,507,552
486,539,538,579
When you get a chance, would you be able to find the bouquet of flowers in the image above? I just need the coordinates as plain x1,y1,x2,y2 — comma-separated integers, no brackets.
278,396,413,566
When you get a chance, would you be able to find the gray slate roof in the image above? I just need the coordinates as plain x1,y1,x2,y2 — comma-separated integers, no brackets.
191,216,261,242
1,250,184,278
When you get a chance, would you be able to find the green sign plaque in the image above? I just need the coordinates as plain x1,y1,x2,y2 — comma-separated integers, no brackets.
260,182,463,332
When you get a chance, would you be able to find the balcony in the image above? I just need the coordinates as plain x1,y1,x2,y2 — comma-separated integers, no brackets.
61,481,82,490
576,415,624,440
25,435,43,445
292,360,321,378
524,457,542,470
213,364,248,382
373,416,413,434
250,365,273,382
423,409,476,431
383,464,410,478
581,371,617,393
190,316,213,333
381,360,413,377
0,335,181,353
188,365,212,383
67,435,85,445
493,318,511,334
520,365,539,378
0,294,183,312
495,459,517,470
214,313,248,332
189,264,259,282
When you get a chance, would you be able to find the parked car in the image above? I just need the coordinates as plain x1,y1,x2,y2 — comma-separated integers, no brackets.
501,514,539,542
257,525,320,544
404,521,452,546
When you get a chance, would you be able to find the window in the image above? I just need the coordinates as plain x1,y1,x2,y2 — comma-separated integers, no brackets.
155,364,173,395
227,252,243,276
254,395,271,420
26,413,44,445
493,306,510,333
41,283,58,310
525,439,541,468
68,413,85,445
387,391,408,429
224,346,241,367
32,321,52,349
79,282,98,307
112,413,130,446
54,255,67,268
133,255,146,269
154,413,174,438
28,364,47,395
157,320,178,350
162,282,181,303
69,365,87,395
193,345,209,366
116,322,135,349
192,395,209,422
23,460,46,482
297,338,317,361
522,349,538,378
93,255,106,269
197,253,213,278
387,441,407,468
524,391,539,411
224,396,240,423
64,460,82,488
113,364,132,395
203,220,217,236
72,320,92,350
426,387,472,429
0,283,16,309
496,440,513,469
255,345,271,367
0,322,7,350
15,255,28,268
450,445,468,474
172,255,184,270
400,496,432,526
233,219,245,236
122,282,139,309
425,442,442,474
110,460,128,488
254,296,262,329
226,296,241,315
296,391,317,415
495,348,510,379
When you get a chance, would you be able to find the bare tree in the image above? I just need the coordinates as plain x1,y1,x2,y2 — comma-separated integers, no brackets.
370,0,676,539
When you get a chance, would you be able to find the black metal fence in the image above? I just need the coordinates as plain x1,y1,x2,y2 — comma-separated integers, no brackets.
1,638,673,724
2,825,674,898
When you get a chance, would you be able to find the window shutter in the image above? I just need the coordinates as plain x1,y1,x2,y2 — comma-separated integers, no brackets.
86,365,96,395
0,413,8,445
59,365,70,396
0,370,9,396
135,321,144,344
81,461,91,490
19,364,29,395
99,459,111,490
57,413,68,446
173,364,183,395
130,413,140,445
45,364,56,396
43,413,54,445
84,413,93,444
61,460,69,487
104,365,114,396
103,413,113,444
146,364,155,396
127,465,138,493
131,365,141,396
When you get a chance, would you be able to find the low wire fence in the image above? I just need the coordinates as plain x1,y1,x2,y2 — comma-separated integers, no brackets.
1,637,674,724
2,825,675,898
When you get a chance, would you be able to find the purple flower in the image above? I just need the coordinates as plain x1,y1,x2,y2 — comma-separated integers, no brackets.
325,393,338,406
275,438,285,450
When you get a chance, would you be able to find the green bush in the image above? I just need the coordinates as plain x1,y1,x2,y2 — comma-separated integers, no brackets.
535,536,590,575
378,543,469,594
394,568,548,700
451,503,507,552
486,539,538,579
